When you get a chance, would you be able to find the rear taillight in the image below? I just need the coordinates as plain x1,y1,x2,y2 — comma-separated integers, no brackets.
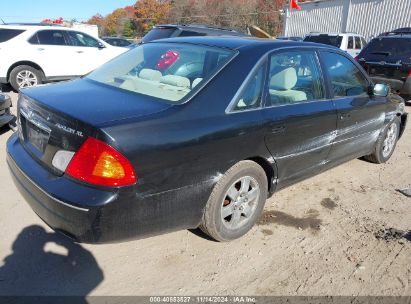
156,50,180,71
408,70,411,77
66,137,137,187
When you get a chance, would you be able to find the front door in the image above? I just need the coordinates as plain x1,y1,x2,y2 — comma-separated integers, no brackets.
319,50,387,163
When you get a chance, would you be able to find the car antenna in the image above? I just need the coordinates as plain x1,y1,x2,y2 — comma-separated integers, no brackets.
0,18,5,24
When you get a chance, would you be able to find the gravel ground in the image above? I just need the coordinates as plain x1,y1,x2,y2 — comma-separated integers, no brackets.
0,89,410,296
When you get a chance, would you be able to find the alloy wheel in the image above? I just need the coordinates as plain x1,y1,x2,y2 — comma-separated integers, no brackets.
382,123,397,158
16,70,38,88
221,176,260,229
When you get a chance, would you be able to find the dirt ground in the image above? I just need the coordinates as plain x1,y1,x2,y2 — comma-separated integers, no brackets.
0,90,410,296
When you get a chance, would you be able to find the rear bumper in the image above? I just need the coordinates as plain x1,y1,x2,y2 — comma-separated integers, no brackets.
7,133,211,243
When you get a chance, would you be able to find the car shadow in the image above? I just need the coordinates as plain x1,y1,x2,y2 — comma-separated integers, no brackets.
0,125,12,136
188,228,218,242
0,225,104,300
0,84,14,93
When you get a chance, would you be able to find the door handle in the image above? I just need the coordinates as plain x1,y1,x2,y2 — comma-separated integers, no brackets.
37,48,45,51
76,51,84,53
270,124,286,134
339,113,351,120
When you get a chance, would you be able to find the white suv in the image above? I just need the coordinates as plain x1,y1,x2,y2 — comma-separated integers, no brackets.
304,32,367,57
0,24,128,90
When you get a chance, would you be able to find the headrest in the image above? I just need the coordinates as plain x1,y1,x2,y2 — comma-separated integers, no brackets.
160,75,190,88
139,69,162,81
270,67,297,90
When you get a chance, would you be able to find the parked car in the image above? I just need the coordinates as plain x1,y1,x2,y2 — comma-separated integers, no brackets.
141,24,249,43
0,93,15,130
101,36,132,47
356,28,411,103
304,32,367,57
7,37,407,243
276,36,303,41
0,24,128,91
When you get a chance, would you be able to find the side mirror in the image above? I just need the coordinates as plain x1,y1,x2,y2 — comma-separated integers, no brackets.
373,83,390,97
97,42,106,49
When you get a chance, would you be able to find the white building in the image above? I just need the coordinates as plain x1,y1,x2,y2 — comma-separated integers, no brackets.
284,0,411,40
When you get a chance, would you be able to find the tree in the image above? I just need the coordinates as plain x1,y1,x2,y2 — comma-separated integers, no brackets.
133,0,172,36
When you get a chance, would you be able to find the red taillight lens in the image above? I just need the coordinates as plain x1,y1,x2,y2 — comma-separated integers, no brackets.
156,50,180,71
408,69,411,77
66,137,137,187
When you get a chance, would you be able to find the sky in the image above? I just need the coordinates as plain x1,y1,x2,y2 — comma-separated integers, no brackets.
1,0,136,23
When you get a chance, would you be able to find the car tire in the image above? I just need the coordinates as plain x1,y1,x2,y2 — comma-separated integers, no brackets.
365,118,400,164
200,160,268,242
9,65,43,91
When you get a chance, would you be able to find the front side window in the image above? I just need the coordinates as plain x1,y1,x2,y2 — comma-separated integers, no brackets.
35,30,68,46
67,31,100,47
231,64,265,111
87,42,236,103
321,51,369,98
0,29,25,43
267,51,325,106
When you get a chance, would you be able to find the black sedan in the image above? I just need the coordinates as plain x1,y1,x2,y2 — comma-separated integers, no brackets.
7,37,408,243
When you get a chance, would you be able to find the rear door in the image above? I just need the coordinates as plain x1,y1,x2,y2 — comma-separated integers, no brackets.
319,50,386,163
262,49,337,188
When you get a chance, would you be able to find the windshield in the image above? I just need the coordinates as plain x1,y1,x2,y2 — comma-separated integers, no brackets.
142,28,176,43
304,35,343,47
87,42,236,103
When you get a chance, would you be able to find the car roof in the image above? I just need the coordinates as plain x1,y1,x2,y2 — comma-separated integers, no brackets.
0,24,74,31
150,36,337,52
306,32,363,36
154,24,247,35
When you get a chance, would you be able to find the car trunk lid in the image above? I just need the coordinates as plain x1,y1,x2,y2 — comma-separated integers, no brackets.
17,79,172,174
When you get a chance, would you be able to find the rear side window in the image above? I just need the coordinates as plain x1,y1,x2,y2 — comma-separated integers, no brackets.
267,51,325,106
231,63,265,111
361,37,367,48
0,29,25,42
33,30,68,46
142,28,176,43
321,51,369,98
355,36,361,49
347,36,354,49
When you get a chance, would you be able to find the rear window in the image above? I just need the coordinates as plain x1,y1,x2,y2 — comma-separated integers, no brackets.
87,42,236,103
142,28,176,43
304,35,343,48
0,29,25,43
362,37,411,57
